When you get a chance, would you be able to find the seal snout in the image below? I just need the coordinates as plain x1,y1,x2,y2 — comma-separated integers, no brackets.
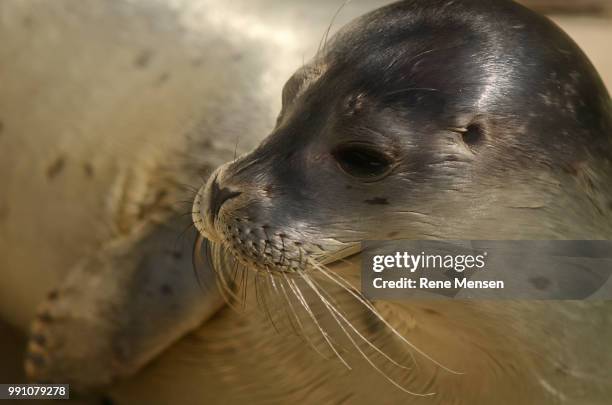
192,166,244,241
209,176,242,222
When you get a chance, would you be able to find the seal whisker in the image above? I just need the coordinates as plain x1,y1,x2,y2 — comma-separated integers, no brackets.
173,181,201,195
304,272,415,371
265,271,297,334
231,259,240,287
300,273,434,397
212,246,244,312
310,260,416,352
308,258,462,375
267,271,297,331
178,211,201,219
254,269,263,308
275,272,306,338
192,233,209,291
233,135,240,162
261,272,282,334
173,200,201,206
277,272,330,360
240,264,249,309
318,0,352,55
287,277,351,370
173,220,197,251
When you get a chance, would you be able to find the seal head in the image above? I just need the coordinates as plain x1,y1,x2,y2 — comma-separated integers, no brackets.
193,0,612,273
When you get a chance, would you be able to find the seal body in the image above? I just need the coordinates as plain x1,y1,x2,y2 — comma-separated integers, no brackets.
0,0,278,329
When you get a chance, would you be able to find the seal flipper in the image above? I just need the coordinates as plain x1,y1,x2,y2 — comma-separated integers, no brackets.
24,216,223,390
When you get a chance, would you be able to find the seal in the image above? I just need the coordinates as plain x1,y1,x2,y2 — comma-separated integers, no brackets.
180,0,612,403
1,0,610,403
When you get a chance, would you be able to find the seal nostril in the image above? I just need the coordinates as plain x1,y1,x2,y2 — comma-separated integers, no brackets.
209,178,241,221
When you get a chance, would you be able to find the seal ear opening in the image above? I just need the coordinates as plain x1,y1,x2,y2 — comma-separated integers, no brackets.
462,123,485,147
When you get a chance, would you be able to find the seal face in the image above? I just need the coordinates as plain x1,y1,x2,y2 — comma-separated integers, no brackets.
194,0,612,275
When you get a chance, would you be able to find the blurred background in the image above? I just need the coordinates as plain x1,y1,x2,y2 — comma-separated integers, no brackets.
0,0,610,403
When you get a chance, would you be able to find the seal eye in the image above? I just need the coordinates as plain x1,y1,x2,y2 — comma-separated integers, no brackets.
332,144,392,180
